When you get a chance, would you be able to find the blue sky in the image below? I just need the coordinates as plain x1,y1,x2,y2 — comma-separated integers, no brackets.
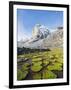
17,9,63,41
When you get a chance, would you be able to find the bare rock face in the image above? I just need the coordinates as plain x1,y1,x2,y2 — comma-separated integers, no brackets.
43,27,63,49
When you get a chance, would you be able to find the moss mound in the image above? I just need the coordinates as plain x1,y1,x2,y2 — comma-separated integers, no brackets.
17,70,28,80
31,64,42,72
43,70,57,79
33,73,41,79
47,62,62,71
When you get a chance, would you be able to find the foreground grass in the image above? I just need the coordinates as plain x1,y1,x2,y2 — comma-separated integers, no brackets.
17,48,63,80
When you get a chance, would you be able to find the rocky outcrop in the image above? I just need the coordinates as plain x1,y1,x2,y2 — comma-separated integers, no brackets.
43,28,63,49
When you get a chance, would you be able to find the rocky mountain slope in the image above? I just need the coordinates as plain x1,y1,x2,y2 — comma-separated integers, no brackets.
43,28,63,49
18,24,63,49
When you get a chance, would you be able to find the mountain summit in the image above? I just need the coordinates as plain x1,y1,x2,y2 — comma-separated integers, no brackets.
18,24,63,49
32,24,50,40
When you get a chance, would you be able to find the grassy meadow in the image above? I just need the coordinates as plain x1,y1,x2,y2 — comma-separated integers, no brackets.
17,48,63,80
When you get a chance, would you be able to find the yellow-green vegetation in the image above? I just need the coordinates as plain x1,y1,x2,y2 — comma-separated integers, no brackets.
43,60,49,66
47,63,62,71
17,69,28,80
43,70,57,79
17,69,23,80
32,61,42,65
17,48,63,80
31,64,42,72
56,58,63,64
21,63,30,71
32,57,42,62
33,73,41,79
18,53,33,59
